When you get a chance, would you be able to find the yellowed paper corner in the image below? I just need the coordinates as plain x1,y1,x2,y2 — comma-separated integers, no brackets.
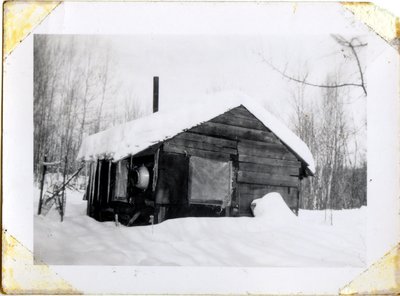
3,0,61,58
340,243,400,295
342,2,399,46
1,230,80,294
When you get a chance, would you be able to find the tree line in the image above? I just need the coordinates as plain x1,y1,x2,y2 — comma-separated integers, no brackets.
34,35,367,212
291,81,367,214
34,35,146,180
262,35,368,213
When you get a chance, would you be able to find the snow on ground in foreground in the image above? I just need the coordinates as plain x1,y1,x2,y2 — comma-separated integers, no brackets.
34,189,366,267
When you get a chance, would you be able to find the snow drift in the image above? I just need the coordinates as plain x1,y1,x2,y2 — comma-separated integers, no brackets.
34,189,366,267
251,192,296,223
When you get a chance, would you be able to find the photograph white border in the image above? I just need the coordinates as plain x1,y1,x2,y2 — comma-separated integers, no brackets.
3,1,399,294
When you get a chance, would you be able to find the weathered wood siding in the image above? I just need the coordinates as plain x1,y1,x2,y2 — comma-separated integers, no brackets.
164,105,302,216
155,152,189,222
164,131,236,162
86,159,114,221
231,107,301,215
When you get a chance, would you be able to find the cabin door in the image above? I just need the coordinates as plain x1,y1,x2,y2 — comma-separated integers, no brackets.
188,156,233,212
155,152,189,223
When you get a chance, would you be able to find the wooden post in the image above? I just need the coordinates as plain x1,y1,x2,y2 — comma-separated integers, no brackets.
87,162,95,216
152,149,160,192
85,162,88,189
152,148,160,224
91,162,96,203
116,161,121,198
60,155,68,222
86,164,91,215
298,179,302,215
97,160,102,202
37,155,47,215
107,161,111,204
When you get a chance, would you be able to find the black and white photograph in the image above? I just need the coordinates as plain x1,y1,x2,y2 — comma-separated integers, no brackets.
3,1,400,294
33,33,369,267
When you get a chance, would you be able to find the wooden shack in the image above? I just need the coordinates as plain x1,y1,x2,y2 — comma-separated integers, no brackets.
77,91,315,226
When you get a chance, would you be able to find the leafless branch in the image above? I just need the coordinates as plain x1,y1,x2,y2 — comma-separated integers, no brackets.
260,35,368,96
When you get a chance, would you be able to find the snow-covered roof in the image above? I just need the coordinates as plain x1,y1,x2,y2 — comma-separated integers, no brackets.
77,91,315,174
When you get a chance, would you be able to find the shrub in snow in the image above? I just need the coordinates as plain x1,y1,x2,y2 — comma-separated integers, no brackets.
251,192,296,223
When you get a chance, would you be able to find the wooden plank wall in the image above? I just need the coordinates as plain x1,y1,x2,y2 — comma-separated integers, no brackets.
230,106,301,215
164,131,236,162
164,105,302,216
163,127,238,208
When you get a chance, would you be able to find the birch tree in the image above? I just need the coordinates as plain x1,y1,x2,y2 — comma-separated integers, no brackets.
290,74,366,214
34,35,145,181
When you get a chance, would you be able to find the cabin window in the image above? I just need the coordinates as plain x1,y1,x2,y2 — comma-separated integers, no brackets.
114,159,129,200
188,156,232,208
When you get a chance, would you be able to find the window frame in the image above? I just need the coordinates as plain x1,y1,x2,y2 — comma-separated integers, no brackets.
188,156,233,208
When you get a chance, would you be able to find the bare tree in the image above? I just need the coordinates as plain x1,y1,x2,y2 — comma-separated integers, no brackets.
276,35,369,216
260,35,367,96
288,78,318,209
318,79,349,223
78,41,96,145
124,90,145,122
34,35,64,178
94,46,111,133
34,36,147,181
290,71,366,216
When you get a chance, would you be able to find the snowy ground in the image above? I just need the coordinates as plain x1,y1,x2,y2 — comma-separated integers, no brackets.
34,189,366,267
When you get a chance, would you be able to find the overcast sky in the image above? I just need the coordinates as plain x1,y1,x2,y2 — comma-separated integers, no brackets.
105,34,370,115
35,2,390,156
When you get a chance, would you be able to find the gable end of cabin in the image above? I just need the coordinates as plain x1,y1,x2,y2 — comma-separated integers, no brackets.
162,105,307,216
